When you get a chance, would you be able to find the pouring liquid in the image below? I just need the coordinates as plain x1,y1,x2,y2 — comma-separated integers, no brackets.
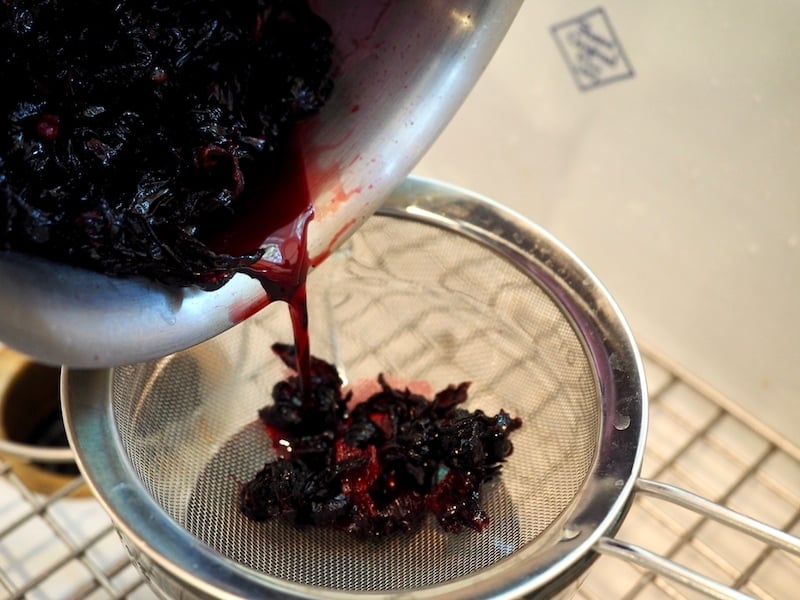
208,134,315,399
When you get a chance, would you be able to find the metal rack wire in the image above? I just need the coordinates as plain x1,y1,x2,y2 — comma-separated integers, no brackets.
579,348,800,600
0,468,153,599
0,349,797,600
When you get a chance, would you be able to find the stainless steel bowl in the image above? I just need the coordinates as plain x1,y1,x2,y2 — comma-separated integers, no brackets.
0,1,522,368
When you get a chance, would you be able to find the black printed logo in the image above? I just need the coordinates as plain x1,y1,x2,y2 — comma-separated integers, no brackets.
551,7,634,91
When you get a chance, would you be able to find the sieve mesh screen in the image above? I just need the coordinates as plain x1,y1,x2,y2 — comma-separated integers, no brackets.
111,214,600,592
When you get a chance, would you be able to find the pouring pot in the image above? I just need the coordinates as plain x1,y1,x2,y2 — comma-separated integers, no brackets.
0,1,522,368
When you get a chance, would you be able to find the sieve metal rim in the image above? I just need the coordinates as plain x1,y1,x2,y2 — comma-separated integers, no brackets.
62,176,648,599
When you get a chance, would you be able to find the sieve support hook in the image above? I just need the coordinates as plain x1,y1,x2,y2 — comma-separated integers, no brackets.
595,478,800,599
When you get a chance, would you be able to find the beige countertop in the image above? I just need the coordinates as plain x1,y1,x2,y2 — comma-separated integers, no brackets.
415,0,800,449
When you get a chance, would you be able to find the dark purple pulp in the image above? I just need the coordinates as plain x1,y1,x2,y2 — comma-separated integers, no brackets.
0,0,333,290
239,344,523,538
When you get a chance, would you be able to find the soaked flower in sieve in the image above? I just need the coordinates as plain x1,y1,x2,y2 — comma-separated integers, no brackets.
239,343,523,538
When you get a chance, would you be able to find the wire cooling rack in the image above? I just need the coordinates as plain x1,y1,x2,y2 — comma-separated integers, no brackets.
0,349,798,600
0,471,152,599
578,346,800,600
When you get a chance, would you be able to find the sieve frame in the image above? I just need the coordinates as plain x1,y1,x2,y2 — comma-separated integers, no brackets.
62,176,649,599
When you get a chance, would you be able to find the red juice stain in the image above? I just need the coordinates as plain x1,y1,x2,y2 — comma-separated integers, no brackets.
330,181,361,207
305,149,362,215
229,294,271,325
309,217,356,267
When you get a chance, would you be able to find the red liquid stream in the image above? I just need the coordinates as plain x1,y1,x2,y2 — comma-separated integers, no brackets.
208,134,314,398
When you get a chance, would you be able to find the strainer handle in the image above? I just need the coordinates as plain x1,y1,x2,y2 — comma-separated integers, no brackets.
595,478,800,600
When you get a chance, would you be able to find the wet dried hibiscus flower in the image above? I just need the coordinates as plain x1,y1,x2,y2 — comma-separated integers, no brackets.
0,0,333,289
239,343,523,538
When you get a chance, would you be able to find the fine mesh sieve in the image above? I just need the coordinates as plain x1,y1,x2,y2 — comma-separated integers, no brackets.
65,177,636,598
65,178,799,599
111,195,601,592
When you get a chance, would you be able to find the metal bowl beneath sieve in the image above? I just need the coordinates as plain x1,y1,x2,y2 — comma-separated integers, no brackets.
62,178,800,599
